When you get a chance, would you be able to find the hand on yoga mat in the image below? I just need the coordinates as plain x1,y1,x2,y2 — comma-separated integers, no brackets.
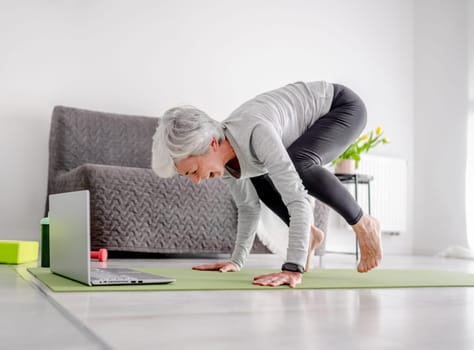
253,271,302,288
192,261,239,272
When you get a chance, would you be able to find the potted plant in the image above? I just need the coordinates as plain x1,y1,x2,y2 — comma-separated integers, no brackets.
332,126,389,174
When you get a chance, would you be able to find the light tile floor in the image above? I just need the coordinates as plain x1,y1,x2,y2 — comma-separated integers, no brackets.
5,254,474,350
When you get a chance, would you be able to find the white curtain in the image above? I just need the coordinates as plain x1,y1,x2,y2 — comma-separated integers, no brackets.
467,110,474,250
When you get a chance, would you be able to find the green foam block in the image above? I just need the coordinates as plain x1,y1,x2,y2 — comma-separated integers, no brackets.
0,240,39,264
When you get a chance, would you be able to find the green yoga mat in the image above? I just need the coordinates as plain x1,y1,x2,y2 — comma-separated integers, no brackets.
25,267,474,292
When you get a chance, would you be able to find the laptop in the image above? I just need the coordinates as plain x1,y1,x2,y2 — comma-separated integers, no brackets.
49,190,176,286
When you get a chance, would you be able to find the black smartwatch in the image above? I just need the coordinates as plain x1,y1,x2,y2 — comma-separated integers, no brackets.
281,262,304,273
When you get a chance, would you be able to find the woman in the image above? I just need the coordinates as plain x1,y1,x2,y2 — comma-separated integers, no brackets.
152,81,382,288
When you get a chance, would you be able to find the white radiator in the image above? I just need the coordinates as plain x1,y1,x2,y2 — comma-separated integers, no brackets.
353,154,408,234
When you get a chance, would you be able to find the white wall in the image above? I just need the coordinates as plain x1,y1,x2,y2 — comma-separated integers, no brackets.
0,0,414,251
414,0,470,255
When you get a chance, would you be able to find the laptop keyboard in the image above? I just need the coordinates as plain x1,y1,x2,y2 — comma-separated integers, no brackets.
89,267,175,285
91,268,137,283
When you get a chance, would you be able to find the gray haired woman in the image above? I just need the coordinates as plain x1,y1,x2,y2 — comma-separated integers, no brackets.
152,81,382,288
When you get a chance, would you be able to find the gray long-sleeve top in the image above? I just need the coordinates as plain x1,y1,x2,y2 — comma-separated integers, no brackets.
221,81,335,269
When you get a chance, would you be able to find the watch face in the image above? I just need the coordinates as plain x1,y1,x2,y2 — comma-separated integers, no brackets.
282,262,304,273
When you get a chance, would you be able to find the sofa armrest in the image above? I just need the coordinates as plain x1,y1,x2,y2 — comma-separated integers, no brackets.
52,163,154,193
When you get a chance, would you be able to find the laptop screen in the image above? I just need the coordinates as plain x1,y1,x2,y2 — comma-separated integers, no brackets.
49,190,91,285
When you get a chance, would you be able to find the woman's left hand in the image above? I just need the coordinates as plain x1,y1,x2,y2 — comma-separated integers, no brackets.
252,271,302,288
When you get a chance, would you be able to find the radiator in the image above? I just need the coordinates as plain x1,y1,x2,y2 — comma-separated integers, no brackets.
350,154,408,235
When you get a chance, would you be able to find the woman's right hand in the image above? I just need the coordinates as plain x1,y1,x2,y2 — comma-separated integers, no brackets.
192,261,239,272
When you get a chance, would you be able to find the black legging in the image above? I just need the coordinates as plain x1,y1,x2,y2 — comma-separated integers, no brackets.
250,84,367,226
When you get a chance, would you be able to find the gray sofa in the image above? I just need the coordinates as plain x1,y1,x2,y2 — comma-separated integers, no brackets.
45,106,329,256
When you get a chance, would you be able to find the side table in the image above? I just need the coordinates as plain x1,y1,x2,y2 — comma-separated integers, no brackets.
334,173,374,261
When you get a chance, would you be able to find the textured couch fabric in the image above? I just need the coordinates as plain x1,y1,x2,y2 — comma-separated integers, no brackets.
45,106,329,256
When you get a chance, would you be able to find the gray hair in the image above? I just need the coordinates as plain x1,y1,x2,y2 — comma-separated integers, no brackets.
151,106,225,178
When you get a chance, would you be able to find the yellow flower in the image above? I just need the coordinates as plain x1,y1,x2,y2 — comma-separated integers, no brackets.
331,124,390,170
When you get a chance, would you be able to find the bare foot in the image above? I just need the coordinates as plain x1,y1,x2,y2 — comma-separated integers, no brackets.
305,225,325,272
352,214,382,273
